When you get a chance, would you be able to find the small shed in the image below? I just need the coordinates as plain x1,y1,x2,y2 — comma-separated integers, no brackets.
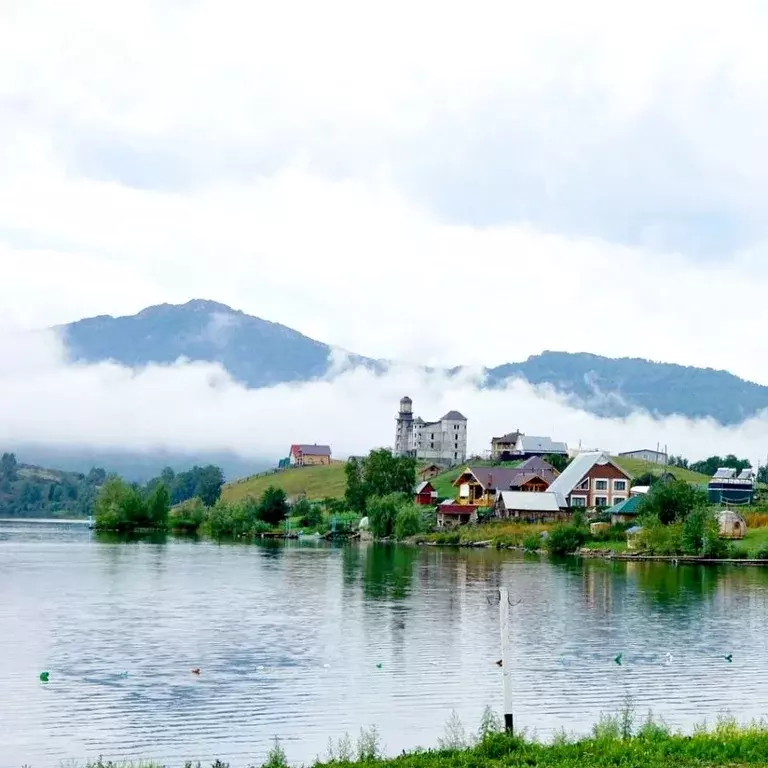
590,522,610,535
626,525,644,550
417,464,443,482
716,510,747,540
608,494,645,525
414,481,437,506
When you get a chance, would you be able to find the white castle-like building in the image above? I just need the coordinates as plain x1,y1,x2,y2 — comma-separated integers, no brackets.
394,396,468,467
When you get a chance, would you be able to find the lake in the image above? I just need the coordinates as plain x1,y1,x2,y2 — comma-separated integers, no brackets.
2,521,768,767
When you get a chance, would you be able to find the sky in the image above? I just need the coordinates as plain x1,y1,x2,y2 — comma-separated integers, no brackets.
2,0,768,465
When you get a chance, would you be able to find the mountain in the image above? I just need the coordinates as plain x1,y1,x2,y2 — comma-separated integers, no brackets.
59,299,379,389
485,352,768,425
57,300,768,426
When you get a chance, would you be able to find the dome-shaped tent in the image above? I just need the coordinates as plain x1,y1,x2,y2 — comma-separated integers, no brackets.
716,510,747,540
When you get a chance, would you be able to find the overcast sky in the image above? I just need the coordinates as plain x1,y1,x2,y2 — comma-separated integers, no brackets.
3,1,768,380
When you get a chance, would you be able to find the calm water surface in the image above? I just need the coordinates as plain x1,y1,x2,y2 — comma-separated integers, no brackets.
3,522,768,767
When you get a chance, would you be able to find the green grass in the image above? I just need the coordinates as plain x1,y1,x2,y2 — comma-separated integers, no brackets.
731,526,768,557
79,711,768,768
223,462,347,503
612,456,709,485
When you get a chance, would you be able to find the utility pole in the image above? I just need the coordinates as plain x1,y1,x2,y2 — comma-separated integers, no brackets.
499,587,513,734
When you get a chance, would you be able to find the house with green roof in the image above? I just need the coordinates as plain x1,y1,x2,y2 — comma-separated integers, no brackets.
608,494,645,525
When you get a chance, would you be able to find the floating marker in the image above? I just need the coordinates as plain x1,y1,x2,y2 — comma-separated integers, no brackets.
376,663,383,669
39,672,49,682
724,654,733,663
664,653,673,665
614,654,623,666
495,659,503,667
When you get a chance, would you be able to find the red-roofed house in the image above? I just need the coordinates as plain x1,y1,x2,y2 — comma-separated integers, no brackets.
414,481,437,506
289,444,332,467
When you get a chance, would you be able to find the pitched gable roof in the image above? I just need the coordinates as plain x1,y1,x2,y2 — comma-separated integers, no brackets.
441,410,467,421
548,452,631,499
492,431,522,444
496,491,562,512
291,444,331,456
414,481,435,494
606,495,644,515
516,435,568,454
454,460,558,492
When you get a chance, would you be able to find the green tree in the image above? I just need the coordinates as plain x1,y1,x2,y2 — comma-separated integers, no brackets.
364,449,416,498
395,503,423,539
344,458,367,513
169,497,206,532
690,455,751,477
145,482,170,528
638,480,708,525
293,498,323,528
367,493,405,538
196,465,225,507
94,476,147,531
545,454,570,472
258,486,289,525
0,452,18,482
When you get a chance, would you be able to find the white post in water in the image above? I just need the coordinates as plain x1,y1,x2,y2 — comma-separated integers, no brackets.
499,586,513,734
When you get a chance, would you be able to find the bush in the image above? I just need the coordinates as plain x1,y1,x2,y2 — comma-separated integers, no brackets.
367,493,407,538
395,504,423,539
258,486,289,526
756,546,768,561
636,517,683,555
522,533,541,552
293,499,323,528
169,497,206,532
547,524,588,556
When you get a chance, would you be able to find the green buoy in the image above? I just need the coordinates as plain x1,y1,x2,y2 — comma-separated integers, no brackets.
376,663,383,669
724,654,733,663
614,654,622,666
39,671,49,682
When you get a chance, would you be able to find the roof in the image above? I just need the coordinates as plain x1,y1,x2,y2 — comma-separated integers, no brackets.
626,526,644,535
516,435,568,454
619,449,668,457
738,468,755,480
437,502,477,515
414,481,435,494
548,452,631,498
714,467,736,479
291,444,331,456
630,485,651,495
496,491,561,512
413,417,425,425
441,410,467,421
606,495,645,516
454,460,559,491
716,510,747,524
492,431,522,444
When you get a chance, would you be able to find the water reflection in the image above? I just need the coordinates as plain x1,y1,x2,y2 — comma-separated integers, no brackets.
6,527,768,768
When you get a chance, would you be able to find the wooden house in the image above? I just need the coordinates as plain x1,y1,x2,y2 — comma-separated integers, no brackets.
414,481,437,506
289,444,332,467
453,457,559,506
547,452,632,510
417,464,443,482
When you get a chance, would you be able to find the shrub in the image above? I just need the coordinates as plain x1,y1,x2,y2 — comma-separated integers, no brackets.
169,497,206,532
522,533,541,552
638,519,683,555
367,493,406,538
258,486,289,526
293,499,323,528
756,546,768,561
547,524,588,556
395,504,423,539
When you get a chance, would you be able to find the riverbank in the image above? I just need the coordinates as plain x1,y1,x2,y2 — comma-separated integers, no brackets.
74,715,768,767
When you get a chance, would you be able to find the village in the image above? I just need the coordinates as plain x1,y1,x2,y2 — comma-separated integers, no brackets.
281,395,759,550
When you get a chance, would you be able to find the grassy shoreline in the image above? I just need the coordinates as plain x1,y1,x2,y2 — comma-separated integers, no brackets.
64,710,768,767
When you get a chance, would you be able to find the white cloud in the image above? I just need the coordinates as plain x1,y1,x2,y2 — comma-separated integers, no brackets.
2,0,768,384
1,327,766,470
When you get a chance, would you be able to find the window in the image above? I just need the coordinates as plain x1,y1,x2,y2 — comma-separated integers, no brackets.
614,480,627,491
612,497,627,505
576,478,590,491
595,479,608,491
570,496,587,507
431,433,435,440
454,452,458,459
595,496,608,507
